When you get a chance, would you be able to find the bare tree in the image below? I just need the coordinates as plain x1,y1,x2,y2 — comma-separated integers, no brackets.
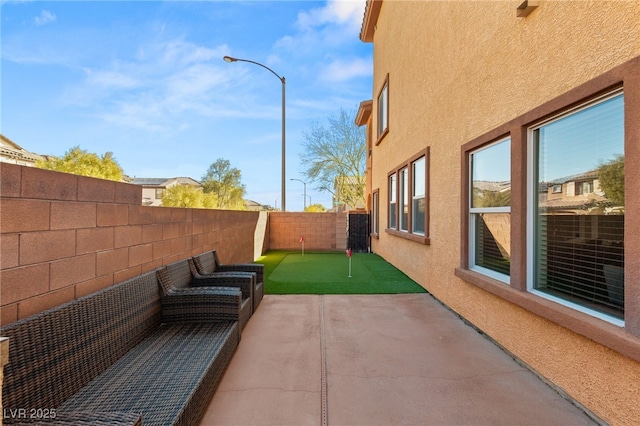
300,108,366,209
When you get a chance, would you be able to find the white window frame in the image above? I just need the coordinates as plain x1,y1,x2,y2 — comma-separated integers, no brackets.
469,138,511,284
377,78,389,139
399,167,409,232
388,173,397,230
372,190,379,236
526,89,625,327
412,156,426,235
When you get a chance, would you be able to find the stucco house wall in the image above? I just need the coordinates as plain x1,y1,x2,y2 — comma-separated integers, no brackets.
361,1,640,423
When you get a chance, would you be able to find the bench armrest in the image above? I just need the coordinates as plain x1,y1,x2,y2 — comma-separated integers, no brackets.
191,273,254,301
161,287,242,324
215,264,264,283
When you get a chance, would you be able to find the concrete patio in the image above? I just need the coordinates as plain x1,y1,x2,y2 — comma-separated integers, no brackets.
201,293,597,425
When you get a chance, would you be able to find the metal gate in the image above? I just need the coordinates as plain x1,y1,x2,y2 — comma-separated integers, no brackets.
347,212,370,253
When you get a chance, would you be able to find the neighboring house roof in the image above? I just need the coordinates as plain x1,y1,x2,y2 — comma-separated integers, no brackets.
544,170,599,185
538,195,614,212
130,178,168,186
473,180,511,192
0,134,45,164
130,177,201,187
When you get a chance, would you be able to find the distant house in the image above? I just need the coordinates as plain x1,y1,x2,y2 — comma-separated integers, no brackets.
539,170,622,215
245,200,274,211
0,134,45,166
130,177,201,206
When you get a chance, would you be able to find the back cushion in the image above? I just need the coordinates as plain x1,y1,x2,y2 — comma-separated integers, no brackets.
193,252,217,274
1,271,161,411
163,260,195,289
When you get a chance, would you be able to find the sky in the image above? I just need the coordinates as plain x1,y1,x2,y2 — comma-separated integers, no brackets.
1,0,372,211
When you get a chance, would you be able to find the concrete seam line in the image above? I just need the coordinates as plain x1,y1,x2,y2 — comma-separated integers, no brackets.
320,295,329,426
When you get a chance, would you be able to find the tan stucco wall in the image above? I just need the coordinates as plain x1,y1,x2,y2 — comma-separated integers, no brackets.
368,1,640,424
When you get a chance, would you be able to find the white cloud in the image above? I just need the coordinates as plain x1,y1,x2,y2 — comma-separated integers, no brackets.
61,37,250,134
296,0,365,33
160,38,220,67
34,10,56,26
274,0,369,63
84,69,139,90
320,57,372,83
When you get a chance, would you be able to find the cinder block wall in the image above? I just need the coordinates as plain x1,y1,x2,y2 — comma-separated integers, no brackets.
268,212,347,251
0,164,263,326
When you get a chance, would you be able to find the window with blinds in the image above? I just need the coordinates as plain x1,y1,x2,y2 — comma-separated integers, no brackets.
531,91,624,320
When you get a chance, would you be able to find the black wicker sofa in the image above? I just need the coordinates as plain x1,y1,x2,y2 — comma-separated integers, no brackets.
1,268,243,426
192,250,264,312
158,258,254,332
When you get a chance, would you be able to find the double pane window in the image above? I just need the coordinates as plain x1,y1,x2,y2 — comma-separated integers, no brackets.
387,150,429,241
388,174,397,229
399,168,409,231
378,81,388,138
372,190,379,235
470,138,511,281
412,157,426,235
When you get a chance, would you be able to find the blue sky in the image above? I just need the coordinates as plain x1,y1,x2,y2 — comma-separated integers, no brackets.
1,0,372,211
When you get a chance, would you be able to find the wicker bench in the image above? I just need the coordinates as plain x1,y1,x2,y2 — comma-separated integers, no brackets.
192,250,264,312
1,269,242,426
159,258,253,331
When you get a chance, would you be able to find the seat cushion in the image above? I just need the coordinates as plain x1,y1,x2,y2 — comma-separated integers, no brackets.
60,322,239,426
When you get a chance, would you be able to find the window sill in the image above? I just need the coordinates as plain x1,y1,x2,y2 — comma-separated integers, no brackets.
385,228,430,245
375,128,389,146
454,267,640,363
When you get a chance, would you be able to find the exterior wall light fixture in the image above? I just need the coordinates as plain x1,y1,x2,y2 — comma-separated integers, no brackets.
517,0,539,17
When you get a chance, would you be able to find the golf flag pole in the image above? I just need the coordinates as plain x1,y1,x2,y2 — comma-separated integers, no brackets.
347,248,352,278
300,236,305,256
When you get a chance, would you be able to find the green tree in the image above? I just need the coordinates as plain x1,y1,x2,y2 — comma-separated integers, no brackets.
35,146,124,181
472,188,511,208
201,158,247,210
598,154,624,205
300,108,366,209
305,203,327,212
202,192,218,209
161,185,219,208
162,185,201,208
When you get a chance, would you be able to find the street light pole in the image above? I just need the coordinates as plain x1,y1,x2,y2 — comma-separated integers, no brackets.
290,178,307,211
224,55,286,211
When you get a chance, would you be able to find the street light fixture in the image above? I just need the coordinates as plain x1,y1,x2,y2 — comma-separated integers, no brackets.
223,55,286,211
290,178,307,211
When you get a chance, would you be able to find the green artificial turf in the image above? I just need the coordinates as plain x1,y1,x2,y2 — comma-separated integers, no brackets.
255,251,427,295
